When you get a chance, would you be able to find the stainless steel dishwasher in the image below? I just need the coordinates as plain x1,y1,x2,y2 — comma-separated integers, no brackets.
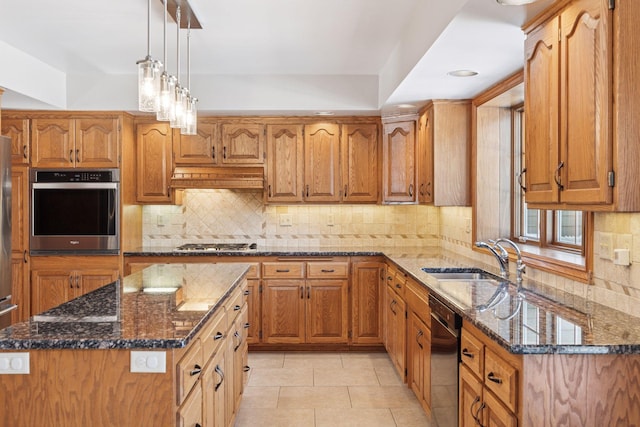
429,294,462,427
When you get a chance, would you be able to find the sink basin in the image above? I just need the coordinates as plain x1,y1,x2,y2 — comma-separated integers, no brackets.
422,268,499,281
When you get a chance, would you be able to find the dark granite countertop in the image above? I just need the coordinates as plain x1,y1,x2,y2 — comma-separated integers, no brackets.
0,263,249,350
125,246,640,355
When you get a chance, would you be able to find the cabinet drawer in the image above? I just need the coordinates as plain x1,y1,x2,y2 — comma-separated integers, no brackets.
405,282,430,328
176,338,204,405
201,309,227,361
484,348,518,413
392,272,406,298
246,263,260,279
460,329,484,378
306,262,349,278
225,286,245,326
262,262,305,279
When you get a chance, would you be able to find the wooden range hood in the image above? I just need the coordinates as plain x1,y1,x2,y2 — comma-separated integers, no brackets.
170,166,265,190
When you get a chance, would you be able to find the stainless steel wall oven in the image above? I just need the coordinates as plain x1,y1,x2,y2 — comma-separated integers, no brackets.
30,169,119,254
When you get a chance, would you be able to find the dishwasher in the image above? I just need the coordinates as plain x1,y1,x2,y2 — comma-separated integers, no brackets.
429,294,462,427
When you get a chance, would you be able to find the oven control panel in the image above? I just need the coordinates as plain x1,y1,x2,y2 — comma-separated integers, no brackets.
32,169,119,183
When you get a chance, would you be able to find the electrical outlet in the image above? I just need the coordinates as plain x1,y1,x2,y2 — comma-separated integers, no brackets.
327,213,335,226
279,214,293,226
599,232,613,260
0,353,29,374
130,351,166,373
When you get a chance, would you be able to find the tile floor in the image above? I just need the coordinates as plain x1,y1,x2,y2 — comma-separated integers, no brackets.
234,351,436,427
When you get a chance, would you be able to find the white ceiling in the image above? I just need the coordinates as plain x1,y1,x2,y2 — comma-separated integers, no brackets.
0,0,554,115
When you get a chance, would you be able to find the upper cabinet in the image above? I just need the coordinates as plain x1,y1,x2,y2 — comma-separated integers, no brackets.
174,122,217,165
221,123,265,165
136,122,173,203
32,118,119,168
266,124,304,203
524,0,619,209
382,119,416,203
341,123,379,203
1,118,30,164
304,123,341,203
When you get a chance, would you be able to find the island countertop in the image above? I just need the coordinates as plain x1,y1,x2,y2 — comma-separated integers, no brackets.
0,263,250,350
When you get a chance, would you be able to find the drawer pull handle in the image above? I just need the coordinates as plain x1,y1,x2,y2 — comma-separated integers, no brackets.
300,286,304,299
470,396,481,422
307,286,310,299
416,330,424,349
214,365,224,391
461,349,475,359
244,322,250,329
321,269,335,273
190,364,202,376
234,331,242,351
244,289,250,296
23,145,28,159
396,283,402,289
69,149,74,163
213,332,224,341
234,304,241,311
487,372,503,384
243,365,251,373
276,269,290,273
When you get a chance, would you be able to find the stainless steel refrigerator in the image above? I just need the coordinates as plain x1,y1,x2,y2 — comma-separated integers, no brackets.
0,135,16,329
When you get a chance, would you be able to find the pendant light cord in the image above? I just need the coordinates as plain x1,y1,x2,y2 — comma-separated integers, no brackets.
176,6,181,83
163,0,168,69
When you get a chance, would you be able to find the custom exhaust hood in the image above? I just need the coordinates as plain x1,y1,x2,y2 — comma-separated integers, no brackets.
170,166,265,190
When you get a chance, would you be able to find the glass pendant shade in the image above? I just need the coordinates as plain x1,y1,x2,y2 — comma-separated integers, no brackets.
170,86,188,128
181,96,198,135
157,73,176,121
136,56,161,112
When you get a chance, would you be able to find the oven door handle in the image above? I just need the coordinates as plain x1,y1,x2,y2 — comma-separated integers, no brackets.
32,183,118,190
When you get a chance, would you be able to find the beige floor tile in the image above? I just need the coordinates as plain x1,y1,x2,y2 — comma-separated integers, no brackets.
238,386,280,408
375,366,404,386
314,367,380,386
349,385,421,408
315,408,397,427
248,351,285,368
234,407,315,427
391,407,437,427
341,352,394,369
283,352,343,369
278,386,351,408
248,367,314,387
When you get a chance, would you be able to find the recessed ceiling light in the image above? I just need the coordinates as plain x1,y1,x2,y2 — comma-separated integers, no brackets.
447,70,479,77
315,111,335,116
496,0,537,5
397,104,417,109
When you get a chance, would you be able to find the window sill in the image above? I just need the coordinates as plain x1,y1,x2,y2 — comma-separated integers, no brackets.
519,243,590,284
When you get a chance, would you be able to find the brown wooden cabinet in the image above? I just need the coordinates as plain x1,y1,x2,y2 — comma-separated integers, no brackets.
1,118,30,164
174,121,218,165
382,119,416,203
262,260,349,344
32,118,119,168
221,122,265,164
304,123,341,202
405,277,432,414
524,0,613,208
245,264,262,345
10,166,29,323
30,256,120,315
266,124,304,203
136,122,173,203
385,283,406,380
351,259,385,345
341,123,379,202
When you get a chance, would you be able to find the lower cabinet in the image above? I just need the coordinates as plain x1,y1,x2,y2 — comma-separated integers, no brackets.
11,253,29,323
407,310,431,414
385,283,406,380
351,259,385,345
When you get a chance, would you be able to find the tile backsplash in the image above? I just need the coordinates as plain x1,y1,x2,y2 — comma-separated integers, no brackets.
142,189,440,249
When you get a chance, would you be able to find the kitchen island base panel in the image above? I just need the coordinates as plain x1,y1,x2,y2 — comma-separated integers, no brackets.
0,349,175,427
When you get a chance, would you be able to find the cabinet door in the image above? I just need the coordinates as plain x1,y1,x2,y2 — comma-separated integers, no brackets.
30,270,74,315
459,364,484,427
382,121,416,203
221,123,265,164
386,285,406,379
174,122,217,165
1,118,30,164
304,123,341,202
483,389,518,427
31,119,75,168
262,280,305,344
416,109,433,204
136,123,173,203
524,16,560,204
11,166,29,254
351,261,384,344
341,123,379,202
75,118,119,167
559,0,612,204
305,279,348,343
202,349,226,427
80,269,119,295
11,254,29,324
246,280,261,344
408,311,431,412
176,382,203,427
233,305,248,411
266,124,304,203
224,329,236,427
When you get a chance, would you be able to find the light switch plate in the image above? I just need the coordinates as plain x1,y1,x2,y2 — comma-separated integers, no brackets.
279,214,293,226
0,353,30,374
599,232,613,260
130,351,166,373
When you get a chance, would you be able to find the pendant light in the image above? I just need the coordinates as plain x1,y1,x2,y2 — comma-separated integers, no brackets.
182,17,198,135
136,0,161,112
170,6,188,129
157,0,175,121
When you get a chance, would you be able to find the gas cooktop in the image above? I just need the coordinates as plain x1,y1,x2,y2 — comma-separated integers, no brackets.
175,243,257,252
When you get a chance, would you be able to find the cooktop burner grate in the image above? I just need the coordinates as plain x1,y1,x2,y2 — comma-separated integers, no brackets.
175,243,257,252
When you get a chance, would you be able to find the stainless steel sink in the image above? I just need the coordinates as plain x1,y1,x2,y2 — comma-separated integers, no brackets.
422,268,498,281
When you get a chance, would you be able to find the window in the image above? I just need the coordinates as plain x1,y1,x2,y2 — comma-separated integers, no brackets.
511,107,585,256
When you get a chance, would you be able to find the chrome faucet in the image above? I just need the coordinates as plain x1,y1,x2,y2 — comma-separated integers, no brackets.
475,241,509,279
492,238,526,285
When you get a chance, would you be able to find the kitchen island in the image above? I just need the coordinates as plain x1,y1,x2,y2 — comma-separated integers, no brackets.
0,263,251,427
